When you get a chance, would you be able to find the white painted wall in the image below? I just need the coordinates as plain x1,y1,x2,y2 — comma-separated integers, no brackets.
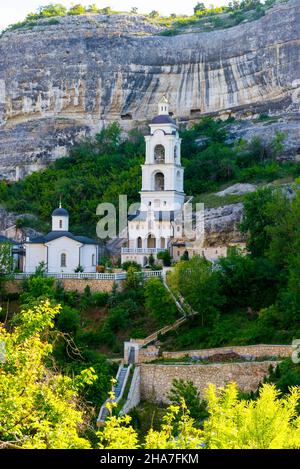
52,215,69,231
46,237,81,273
80,244,98,272
24,243,47,273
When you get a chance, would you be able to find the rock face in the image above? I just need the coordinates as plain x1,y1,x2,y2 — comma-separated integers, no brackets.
0,0,299,180
0,207,41,241
204,203,245,246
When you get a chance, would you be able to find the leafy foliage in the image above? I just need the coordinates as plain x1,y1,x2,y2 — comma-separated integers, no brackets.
0,118,297,237
144,277,177,327
98,383,300,449
0,300,96,448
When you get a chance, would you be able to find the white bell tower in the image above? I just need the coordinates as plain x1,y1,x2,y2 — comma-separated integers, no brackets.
121,97,185,267
141,96,185,212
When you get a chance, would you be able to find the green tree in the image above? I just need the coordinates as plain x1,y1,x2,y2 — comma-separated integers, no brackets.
98,383,300,449
0,300,96,448
68,4,87,16
168,379,208,427
194,3,206,14
144,277,177,326
28,3,67,20
87,4,100,13
217,250,278,311
57,305,80,334
157,250,172,267
149,10,160,19
240,187,288,258
0,242,13,276
20,275,55,307
169,256,223,326
95,122,122,155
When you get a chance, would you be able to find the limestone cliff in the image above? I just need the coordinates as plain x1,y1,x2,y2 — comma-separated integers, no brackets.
0,0,299,180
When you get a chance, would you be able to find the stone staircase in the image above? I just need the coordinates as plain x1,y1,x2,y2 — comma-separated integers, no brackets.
97,364,132,426
97,272,201,425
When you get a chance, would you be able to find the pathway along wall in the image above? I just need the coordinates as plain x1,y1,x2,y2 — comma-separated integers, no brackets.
140,361,278,403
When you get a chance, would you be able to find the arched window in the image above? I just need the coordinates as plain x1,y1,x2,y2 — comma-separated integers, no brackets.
174,146,178,161
60,253,66,268
154,145,165,163
154,172,165,191
59,219,63,229
92,254,95,266
161,237,165,249
147,234,156,249
137,237,142,248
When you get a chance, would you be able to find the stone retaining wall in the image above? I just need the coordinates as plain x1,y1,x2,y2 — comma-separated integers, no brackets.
162,344,292,360
61,278,119,293
140,361,278,403
3,278,121,294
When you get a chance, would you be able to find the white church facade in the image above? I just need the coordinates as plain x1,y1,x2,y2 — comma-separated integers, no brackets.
121,97,186,266
24,206,99,274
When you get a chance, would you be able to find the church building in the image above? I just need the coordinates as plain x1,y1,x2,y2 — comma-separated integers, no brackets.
121,97,185,266
24,205,99,274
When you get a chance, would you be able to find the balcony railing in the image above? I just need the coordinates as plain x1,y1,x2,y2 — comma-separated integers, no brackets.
121,248,165,254
12,271,162,280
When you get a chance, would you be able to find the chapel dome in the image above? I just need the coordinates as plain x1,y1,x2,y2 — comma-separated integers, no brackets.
52,207,69,217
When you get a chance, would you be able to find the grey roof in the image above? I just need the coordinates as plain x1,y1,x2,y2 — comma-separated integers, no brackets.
131,211,175,222
27,231,98,245
52,207,69,217
151,115,177,126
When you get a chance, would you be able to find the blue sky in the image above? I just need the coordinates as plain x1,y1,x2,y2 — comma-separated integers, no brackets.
1,1,231,30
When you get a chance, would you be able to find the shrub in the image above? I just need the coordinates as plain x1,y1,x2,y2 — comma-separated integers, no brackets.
57,306,80,334
157,250,172,267
122,261,142,272
92,292,109,307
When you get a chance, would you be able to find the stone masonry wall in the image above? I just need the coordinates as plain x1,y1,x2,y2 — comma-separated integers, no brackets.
61,278,120,293
162,344,293,360
140,361,278,403
3,278,121,294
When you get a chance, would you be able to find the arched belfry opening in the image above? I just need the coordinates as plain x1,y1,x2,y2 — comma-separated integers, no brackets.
154,172,165,191
154,144,165,163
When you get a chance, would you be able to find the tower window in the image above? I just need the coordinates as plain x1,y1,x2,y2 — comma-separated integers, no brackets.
92,254,95,266
154,172,165,191
60,253,67,268
59,219,63,229
154,145,165,164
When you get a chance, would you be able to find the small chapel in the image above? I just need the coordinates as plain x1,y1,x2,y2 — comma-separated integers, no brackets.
121,97,185,267
24,205,99,274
